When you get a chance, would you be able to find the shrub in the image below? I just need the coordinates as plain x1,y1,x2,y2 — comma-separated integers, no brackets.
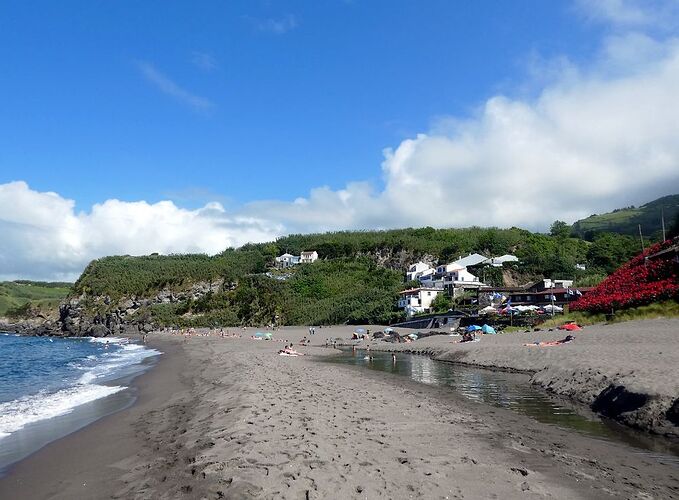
570,240,679,313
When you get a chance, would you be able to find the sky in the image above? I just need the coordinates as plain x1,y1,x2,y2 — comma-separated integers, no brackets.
2,0,679,280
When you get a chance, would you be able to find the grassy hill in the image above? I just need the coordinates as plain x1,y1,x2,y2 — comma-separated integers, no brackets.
67,226,637,328
28,203,672,329
0,281,72,316
571,194,679,241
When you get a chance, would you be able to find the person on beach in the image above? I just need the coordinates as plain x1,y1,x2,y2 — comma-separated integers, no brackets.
524,335,575,347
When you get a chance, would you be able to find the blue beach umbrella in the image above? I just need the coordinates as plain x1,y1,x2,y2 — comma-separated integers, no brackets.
466,325,482,332
354,328,366,334
481,324,496,335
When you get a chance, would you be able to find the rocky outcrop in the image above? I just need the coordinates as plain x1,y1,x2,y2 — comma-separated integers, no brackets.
1,279,226,337
355,249,437,272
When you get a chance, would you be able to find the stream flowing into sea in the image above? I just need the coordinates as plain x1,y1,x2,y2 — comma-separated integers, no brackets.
326,349,679,465
0,333,160,473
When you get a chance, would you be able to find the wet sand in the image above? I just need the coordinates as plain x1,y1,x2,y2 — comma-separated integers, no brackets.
1,325,679,499
368,318,679,436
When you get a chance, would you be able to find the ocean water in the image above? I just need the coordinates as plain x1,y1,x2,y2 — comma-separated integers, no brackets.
0,333,160,470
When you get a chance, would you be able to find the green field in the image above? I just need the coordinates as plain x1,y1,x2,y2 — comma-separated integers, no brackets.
571,194,679,240
0,281,72,316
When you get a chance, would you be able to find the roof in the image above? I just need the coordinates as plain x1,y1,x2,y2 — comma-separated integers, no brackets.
399,287,443,295
453,253,488,268
513,287,594,296
438,262,465,271
301,250,317,256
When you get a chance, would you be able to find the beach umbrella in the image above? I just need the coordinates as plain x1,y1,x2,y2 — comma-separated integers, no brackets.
254,332,265,338
466,325,482,332
559,323,581,331
354,328,366,334
264,332,273,340
480,306,496,315
481,324,496,335
384,327,395,333
407,333,418,340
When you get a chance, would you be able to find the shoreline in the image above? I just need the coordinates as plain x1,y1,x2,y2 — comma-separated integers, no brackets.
0,335,185,499
1,325,678,498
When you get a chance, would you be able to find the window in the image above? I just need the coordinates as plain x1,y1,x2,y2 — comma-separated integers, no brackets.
427,292,431,296
544,294,550,299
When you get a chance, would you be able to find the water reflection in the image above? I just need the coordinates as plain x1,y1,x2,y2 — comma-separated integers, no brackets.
326,350,679,462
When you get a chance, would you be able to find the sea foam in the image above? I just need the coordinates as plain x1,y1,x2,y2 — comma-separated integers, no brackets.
0,384,125,438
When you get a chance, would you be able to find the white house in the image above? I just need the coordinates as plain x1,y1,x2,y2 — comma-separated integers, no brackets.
444,267,480,284
406,262,433,282
483,254,519,267
397,287,443,317
275,253,300,268
416,268,437,287
435,262,465,277
300,251,319,264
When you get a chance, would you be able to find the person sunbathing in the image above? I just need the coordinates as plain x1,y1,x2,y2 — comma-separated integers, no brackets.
279,345,304,356
524,335,575,347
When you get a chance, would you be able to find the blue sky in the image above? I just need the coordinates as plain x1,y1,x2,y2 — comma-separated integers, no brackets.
1,0,602,209
3,0,679,280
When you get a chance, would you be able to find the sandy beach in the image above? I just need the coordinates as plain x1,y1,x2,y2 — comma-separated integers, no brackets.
1,323,679,499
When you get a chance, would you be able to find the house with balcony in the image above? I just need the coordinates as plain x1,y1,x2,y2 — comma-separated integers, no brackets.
397,287,443,317
275,253,300,268
406,262,433,282
300,251,319,264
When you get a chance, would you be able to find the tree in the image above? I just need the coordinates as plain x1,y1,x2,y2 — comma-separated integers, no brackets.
586,233,638,274
550,220,571,238
668,212,679,239
430,293,453,313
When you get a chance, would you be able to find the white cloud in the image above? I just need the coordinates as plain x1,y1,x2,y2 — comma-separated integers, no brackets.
576,0,679,30
136,61,213,111
249,14,298,34
4,21,679,280
0,182,281,281
190,51,219,72
240,32,679,233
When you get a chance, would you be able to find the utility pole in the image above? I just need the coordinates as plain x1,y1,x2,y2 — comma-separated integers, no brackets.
661,208,667,241
550,282,555,317
638,224,645,253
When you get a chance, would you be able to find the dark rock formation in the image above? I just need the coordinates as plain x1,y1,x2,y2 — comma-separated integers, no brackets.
591,384,649,418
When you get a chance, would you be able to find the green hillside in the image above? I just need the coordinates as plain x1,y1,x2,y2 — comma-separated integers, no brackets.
571,194,679,241
0,281,72,316
65,225,648,327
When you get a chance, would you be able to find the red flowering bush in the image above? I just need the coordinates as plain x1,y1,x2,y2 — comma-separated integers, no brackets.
571,240,679,313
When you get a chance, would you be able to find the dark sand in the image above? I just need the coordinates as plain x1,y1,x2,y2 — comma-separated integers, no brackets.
0,338,188,499
1,326,679,499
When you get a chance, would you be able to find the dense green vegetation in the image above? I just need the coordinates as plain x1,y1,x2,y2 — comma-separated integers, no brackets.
74,250,268,299
0,281,72,316
63,210,672,327
7,194,675,328
138,258,403,327
571,194,679,241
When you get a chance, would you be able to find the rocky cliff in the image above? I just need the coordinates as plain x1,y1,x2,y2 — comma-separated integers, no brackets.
0,279,224,337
